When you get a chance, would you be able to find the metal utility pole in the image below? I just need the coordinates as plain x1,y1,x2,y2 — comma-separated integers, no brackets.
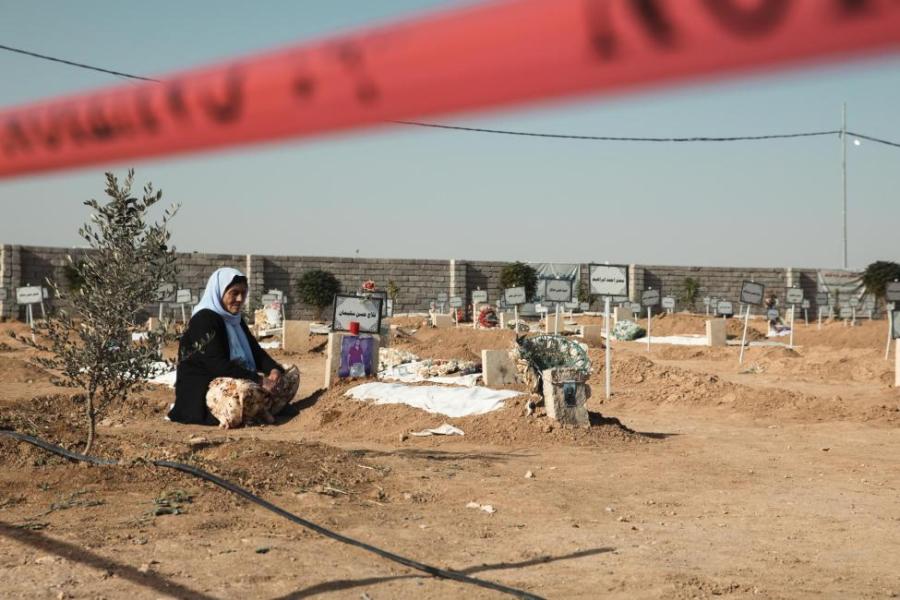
841,102,848,270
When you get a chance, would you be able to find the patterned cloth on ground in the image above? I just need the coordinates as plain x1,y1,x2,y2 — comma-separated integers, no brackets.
206,365,300,429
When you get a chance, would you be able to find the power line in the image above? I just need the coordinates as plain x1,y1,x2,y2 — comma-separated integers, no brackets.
0,43,158,82
847,131,900,149
3,42,900,149
393,120,840,143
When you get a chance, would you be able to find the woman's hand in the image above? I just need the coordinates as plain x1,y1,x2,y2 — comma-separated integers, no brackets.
261,369,281,393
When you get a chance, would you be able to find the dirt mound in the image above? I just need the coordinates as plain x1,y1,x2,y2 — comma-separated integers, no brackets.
791,319,888,349
392,326,516,361
0,356,51,383
292,380,644,448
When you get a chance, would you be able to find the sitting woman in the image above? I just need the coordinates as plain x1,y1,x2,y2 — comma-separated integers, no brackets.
167,267,299,428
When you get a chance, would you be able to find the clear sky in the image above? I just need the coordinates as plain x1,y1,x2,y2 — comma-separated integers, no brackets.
1,1,898,269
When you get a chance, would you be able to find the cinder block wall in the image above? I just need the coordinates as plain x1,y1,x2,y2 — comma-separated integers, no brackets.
0,243,847,321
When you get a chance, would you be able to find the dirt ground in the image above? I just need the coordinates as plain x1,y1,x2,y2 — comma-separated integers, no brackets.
2,314,899,599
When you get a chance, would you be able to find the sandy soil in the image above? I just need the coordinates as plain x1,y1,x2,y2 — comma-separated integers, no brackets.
1,317,899,599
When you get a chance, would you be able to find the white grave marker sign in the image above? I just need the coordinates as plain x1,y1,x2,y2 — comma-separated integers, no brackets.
564,301,579,310
815,291,829,305
589,264,628,297
42,287,49,299
885,282,900,302
579,302,590,311
717,301,734,315
661,297,676,310
156,283,176,302
630,302,641,315
786,288,804,305
332,295,382,333
839,306,853,319
504,287,526,305
436,292,449,303
16,286,42,305
740,281,764,305
472,290,488,304
641,289,660,307
176,289,192,304
449,296,463,308
801,299,810,309
545,279,573,303
766,308,779,320
849,297,860,308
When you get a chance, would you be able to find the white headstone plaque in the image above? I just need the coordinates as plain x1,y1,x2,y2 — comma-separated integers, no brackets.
504,287,526,305
766,308,779,320
16,286,42,305
786,288,804,305
839,306,853,318
579,302,590,311
437,292,449,303
449,296,463,308
885,282,900,302
42,287,49,300
815,291,829,306
332,295,382,333
564,301,579,310
849,297,860,308
641,289,660,307
156,283,176,302
630,302,641,315
176,289,192,304
472,290,488,304
740,281,764,306
589,264,628,297
801,299,810,309
545,279,573,303
661,297,675,310
717,301,734,316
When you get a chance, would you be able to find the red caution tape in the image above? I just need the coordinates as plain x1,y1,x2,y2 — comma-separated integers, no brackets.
2,0,899,178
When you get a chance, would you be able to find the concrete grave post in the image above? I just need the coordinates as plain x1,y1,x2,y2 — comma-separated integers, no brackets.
541,367,590,427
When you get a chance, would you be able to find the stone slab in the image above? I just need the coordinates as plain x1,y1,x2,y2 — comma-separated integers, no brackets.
282,320,312,352
581,324,605,347
431,313,454,329
324,332,380,389
482,349,519,387
541,367,590,427
613,307,631,325
706,319,727,347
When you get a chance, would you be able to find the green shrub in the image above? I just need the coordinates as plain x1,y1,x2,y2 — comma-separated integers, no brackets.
680,277,701,307
297,269,341,318
861,261,900,300
500,262,537,300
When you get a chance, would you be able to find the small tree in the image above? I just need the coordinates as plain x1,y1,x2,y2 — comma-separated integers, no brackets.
680,277,701,309
297,269,341,320
500,262,538,300
31,170,178,453
862,261,900,305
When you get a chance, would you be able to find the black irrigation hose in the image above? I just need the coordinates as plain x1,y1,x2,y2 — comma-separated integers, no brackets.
0,430,545,600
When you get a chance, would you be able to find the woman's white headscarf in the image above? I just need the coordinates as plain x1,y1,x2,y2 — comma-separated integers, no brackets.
193,267,256,372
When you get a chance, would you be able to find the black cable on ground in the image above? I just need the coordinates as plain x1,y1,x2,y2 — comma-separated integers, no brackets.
0,430,545,600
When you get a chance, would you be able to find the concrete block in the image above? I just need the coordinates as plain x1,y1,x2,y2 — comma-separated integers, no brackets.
706,319,727,347
324,332,380,389
282,320,312,352
895,339,900,388
541,367,590,427
581,325,605,347
482,349,519,387
431,313,453,328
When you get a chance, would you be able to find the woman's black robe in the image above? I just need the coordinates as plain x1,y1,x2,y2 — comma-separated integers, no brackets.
167,308,283,425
